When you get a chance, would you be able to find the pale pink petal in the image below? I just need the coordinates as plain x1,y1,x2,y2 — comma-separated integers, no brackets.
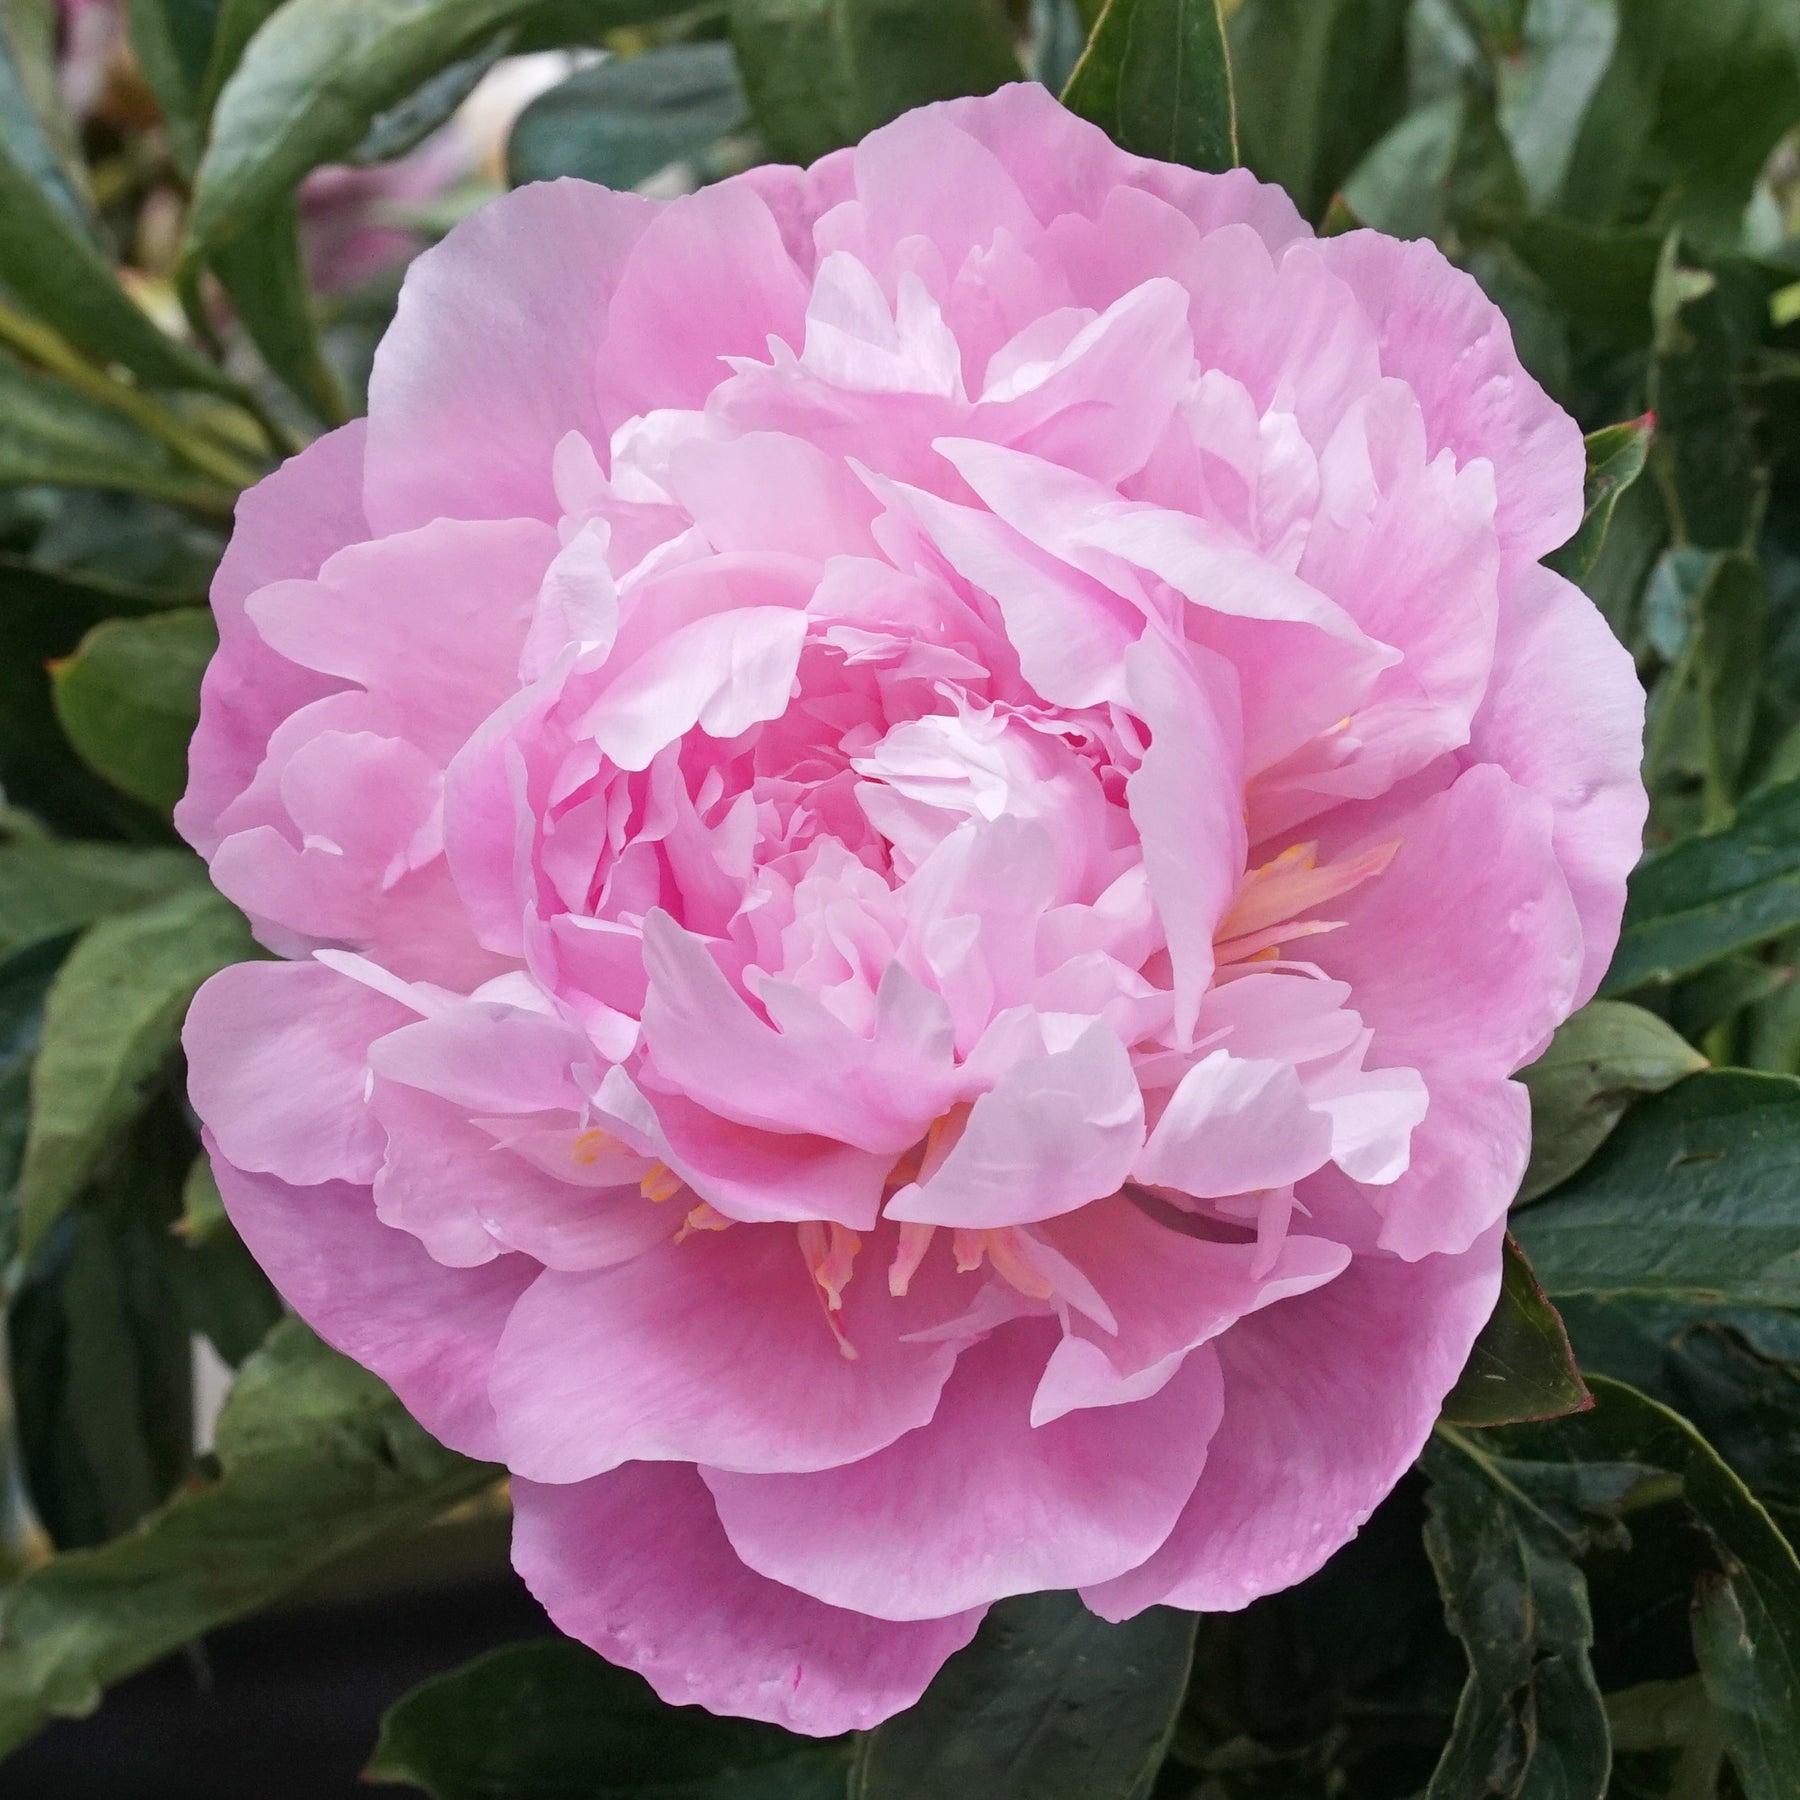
1084,1220,1502,1618
512,1464,982,1735
704,1320,1224,1620
489,1224,965,1481
887,1021,1144,1227
185,960,409,1187
1468,564,1646,1004
209,1146,530,1460
366,180,655,533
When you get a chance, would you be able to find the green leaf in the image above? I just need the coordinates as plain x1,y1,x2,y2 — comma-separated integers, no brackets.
730,0,1020,167
1491,0,1618,213
1224,0,1410,222
188,0,691,253
10,1094,197,1550
352,30,513,164
366,1640,851,1799
0,1318,495,1757
1545,413,1655,586
170,1156,282,1367
0,831,203,956
1511,1378,1800,1800
49,609,217,814
506,42,747,190
1419,1429,1626,1800
1441,1236,1591,1428
17,884,258,1257
126,0,229,176
852,1590,1194,1799
0,930,75,1208
1062,0,1236,172
0,349,239,512
0,561,176,840
1606,776,1800,995
1515,998,1708,1202
205,198,348,425
1511,1069,1800,1306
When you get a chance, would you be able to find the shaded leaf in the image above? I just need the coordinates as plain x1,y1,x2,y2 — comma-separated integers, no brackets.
188,0,692,252
1606,775,1800,994
0,349,238,512
1062,0,1236,173
1515,998,1707,1202
352,30,514,165
730,0,1020,167
0,561,176,840
1546,413,1655,586
1512,1379,1800,1800
1441,1236,1591,1429
17,884,257,1256
366,1640,851,1799
1511,1070,1800,1307
0,1319,495,1757
853,1590,1194,1799
49,609,217,814
1225,0,1410,222
0,831,202,955
506,43,747,190
1419,1429,1630,1800
126,0,229,176
10,1095,196,1549
1492,0,1619,213
0,930,74,1209
204,199,347,425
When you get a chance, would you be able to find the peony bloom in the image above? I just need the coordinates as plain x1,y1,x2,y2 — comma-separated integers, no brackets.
179,85,1646,1733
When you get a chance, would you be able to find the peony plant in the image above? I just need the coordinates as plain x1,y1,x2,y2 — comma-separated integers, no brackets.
177,84,1645,1731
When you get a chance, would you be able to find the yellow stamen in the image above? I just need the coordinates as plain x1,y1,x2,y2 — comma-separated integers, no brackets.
639,1162,683,1203
571,1127,622,1165
674,1200,732,1240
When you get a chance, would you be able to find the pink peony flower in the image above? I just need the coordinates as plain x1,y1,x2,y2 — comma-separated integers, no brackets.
179,85,1646,1733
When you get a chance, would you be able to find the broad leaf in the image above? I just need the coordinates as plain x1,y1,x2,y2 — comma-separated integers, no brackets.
0,349,239,513
853,1590,1195,1799
1419,1429,1627,1800
1062,0,1236,173
49,609,217,813
205,199,348,425
1511,1070,1800,1306
0,1319,495,1756
0,831,202,955
188,0,692,252
731,0,1020,167
0,931,74,1212
1546,413,1655,586
0,562,176,841
10,1095,197,1549
1513,1378,1800,1800
1515,998,1706,1202
366,1640,851,1799
1441,1236,1591,1428
506,42,747,190
1605,775,1800,994
17,884,257,1256
1225,0,1410,221
126,0,230,175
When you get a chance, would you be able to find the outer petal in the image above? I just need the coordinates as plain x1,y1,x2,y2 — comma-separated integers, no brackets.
1083,1217,1503,1619
1316,230,1585,564
488,1224,965,1481
365,178,655,532
1468,564,1646,1005
185,959,409,1187
177,419,368,856
512,1464,983,1736
209,1147,530,1460
703,1321,1224,1620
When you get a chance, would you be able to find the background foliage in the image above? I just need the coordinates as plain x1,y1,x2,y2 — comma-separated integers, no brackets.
3,0,1800,1793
